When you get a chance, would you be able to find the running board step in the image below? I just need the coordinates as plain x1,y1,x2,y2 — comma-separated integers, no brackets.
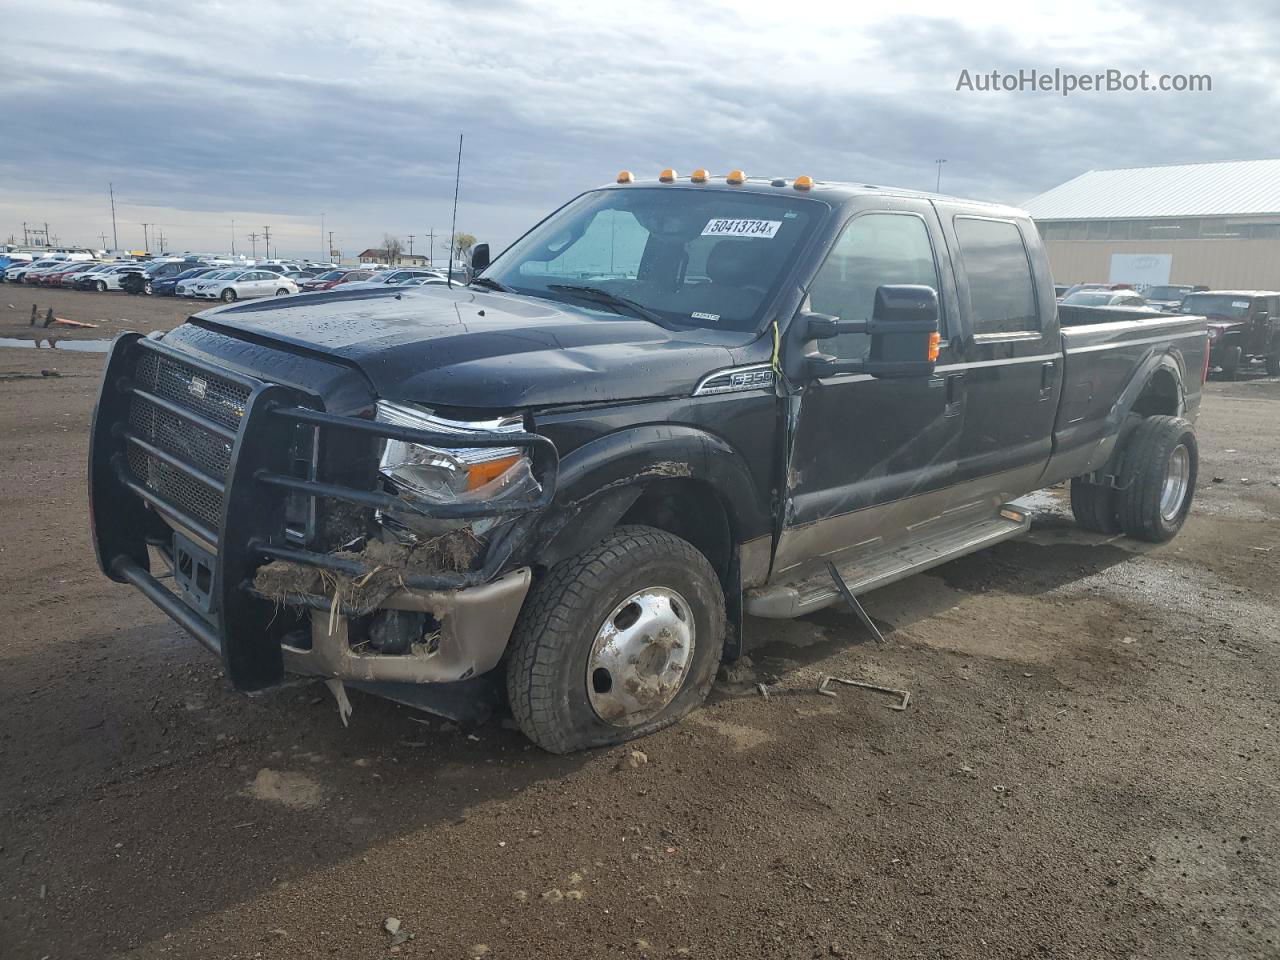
746,503,1032,619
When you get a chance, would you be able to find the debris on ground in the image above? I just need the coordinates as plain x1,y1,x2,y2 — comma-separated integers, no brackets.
816,675,912,711
50,317,98,329
41,369,60,378
252,530,482,615
717,654,756,684
614,749,648,771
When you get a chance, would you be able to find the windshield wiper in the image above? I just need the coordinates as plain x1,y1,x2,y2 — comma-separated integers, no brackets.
546,284,667,326
469,276,510,293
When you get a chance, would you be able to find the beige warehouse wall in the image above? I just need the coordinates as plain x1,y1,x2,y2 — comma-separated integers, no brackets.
1043,238,1280,289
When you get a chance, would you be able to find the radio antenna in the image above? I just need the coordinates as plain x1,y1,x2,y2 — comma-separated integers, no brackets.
447,133,463,288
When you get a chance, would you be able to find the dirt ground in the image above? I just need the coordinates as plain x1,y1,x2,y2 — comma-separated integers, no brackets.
1,286,194,345
1,297,1278,960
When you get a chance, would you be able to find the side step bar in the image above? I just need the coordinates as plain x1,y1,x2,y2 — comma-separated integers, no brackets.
746,503,1032,619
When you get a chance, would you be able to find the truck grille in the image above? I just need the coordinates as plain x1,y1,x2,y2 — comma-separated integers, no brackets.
126,351,249,531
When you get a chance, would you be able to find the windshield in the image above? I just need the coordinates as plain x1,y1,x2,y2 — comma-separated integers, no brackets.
315,270,345,280
1062,291,1116,305
1146,285,1191,300
481,187,825,332
1180,294,1251,319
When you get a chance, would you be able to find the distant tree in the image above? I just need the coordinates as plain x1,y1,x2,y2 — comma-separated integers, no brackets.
382,233,404,265
452,232,477,258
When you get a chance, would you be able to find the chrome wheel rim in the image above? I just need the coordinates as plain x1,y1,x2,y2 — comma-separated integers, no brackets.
1160,443,1191,522
586,587,695,728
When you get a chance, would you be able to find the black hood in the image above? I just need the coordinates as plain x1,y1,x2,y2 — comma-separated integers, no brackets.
192,285,736,409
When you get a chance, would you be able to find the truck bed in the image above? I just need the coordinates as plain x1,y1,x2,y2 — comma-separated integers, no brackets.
1046,307,1208,483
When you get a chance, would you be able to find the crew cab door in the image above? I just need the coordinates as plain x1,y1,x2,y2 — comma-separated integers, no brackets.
773,200,963,576
933,207,1061,498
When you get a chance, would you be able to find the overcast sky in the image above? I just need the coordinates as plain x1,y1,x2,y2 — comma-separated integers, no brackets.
2,0,1277,259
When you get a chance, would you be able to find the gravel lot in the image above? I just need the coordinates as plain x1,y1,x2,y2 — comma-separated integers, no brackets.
1,292,1277,959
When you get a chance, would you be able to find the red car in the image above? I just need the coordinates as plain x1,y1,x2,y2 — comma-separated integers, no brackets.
299,269,373,292
41,262,100,287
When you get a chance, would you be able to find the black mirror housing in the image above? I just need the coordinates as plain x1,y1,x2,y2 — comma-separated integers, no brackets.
471,243,490,272
802,284,940,380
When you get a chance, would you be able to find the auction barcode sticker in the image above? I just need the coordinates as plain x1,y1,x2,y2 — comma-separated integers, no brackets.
702,218,782,238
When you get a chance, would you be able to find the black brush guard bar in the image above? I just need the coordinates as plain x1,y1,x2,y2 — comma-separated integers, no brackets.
90,332,559,691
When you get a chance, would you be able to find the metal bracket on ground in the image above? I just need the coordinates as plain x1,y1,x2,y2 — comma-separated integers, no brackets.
817,674,911,712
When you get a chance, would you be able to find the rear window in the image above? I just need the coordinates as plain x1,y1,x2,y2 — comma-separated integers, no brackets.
1180,294,1251,319
954,217,1039,335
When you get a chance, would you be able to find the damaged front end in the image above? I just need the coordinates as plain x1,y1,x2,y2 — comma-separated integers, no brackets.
89,333,558,706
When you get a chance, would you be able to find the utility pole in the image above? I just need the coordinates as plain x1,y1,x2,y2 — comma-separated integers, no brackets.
22,222,28,246
44,222,50,250
262,225,272,261
408,234,416,259
109,183,118,252
320,213,325,264
231,219,236,257
141,223,151,252
328,231,334,261
99,233,109,249
247,232,260,258
427,227,435,265
934,158,947,193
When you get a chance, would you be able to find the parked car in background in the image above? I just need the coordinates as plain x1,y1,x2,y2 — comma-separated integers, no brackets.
179,269,245,298
338,268,446,290
1144,284,1208,312
192,269,298,302
1060,282,1135,298
42,262,101,287
297,269,351,291
403,275,449,287
6,258,63,283
300,269,374,291
1054,284,1070,299
92,263,146,292
0,254,33,274
1060,289,1148,308
1179,290,1280,378
154,267,222,297
122,259,209,295
71,263,124,290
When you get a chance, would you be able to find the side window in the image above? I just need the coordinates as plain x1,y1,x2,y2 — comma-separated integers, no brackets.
807,212,942,358
954,217,1039,335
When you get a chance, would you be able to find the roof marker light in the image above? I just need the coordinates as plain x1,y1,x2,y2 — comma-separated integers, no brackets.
726,170,746,184
659,168,677,183
690,168,709,183
793,175,814,191
617,170,634,184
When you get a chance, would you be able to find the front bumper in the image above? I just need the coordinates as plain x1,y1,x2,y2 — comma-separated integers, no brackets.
89,332,558,692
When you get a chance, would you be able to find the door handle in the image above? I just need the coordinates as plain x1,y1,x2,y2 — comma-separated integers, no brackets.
1039,360,1057,399
944,372,965,417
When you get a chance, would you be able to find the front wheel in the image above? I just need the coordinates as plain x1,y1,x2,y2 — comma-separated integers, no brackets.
143,280,153,295
221,288,237,302
1117,416,1198,543
506,525,725,754
95,280,107,292
1218,344,1242,379
275,288,290,297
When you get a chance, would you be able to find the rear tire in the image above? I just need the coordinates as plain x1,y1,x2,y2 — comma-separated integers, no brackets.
1218,344,1242,379
221,288,237,302
143,280,153,295
1116,416,1197,543
275,288,290,296
506,525,725,754
1266,350,1280,377
95,280,107,292
1069,478,1121,534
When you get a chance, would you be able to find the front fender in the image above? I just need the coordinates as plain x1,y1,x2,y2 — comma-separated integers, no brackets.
530,425,769,568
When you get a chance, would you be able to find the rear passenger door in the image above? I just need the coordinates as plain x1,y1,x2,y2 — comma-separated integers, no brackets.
935,208,1061,499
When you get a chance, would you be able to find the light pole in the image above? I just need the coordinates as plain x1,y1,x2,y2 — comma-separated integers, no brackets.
935,158,947,193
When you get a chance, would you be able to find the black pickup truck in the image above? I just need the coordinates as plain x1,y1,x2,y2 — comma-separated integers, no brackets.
90,172,1208,753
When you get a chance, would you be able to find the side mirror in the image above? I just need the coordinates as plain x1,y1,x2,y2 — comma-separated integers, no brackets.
1255,310,1269,323
471,243,490,272
804,285,940,379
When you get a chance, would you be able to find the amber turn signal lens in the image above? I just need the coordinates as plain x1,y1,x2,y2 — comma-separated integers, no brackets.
465,455,521,491
726,169,746,184
616,170,634,184
690,168,709,183
927,331,941,362
793,175,814,191
659,168,677,182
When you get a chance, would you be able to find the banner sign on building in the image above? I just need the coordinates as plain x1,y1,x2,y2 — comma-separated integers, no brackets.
1109,253,1172,291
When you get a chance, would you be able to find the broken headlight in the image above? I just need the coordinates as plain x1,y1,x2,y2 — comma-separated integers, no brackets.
375,400,538,516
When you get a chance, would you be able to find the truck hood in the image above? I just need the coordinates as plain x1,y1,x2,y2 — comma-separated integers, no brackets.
192,285,736,409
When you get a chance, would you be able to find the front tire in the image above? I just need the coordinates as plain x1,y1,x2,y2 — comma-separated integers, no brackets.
1218,344,1242,379
95,280,107,292
275,288,290,297
221,288,237,302
1117,416,1198,543
1069,478,1121,534
1266,350,1280,377
143,280,153,295
506,525,725,754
